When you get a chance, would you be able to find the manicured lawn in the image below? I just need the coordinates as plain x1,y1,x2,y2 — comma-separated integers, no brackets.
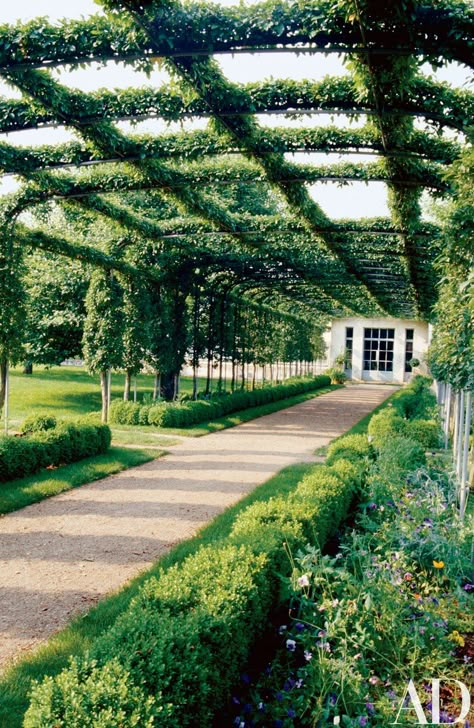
6,366,207,427
0,446,164,516
0,461,315,728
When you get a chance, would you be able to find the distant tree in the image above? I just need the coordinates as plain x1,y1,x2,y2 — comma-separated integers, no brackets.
82,270,124,422
22,250,88,371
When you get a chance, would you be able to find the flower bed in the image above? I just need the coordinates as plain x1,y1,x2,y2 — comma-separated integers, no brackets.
226,391,472,727
109,375,331,428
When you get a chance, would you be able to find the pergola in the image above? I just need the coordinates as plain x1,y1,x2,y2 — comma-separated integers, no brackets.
0,0,472,331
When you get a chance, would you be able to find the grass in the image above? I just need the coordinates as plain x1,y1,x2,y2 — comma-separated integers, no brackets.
0,447,164,516
6,366,207,427
0,461,315,728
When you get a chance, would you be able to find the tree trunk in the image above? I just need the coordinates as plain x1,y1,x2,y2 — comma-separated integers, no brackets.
100,370,109,423
0,357,7,419
123,370,132,401
23,360,33,375
252,363,257,390
161,371,176,401
153,371,161,400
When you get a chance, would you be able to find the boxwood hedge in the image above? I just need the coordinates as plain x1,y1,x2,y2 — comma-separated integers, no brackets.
110,375,331,428
0,420,111,482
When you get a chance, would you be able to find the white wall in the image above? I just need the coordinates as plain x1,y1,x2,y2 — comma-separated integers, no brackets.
328,317,430,384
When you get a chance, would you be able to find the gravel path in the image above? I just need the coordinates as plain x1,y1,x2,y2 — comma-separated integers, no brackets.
0,384,397,670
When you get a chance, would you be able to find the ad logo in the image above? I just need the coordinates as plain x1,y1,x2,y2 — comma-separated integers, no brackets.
393,679,471,725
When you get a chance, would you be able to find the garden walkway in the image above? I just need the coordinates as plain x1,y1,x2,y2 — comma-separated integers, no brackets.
0,384,397,670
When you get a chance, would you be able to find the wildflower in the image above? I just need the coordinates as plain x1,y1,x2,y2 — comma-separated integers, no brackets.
287,708,296,718
304,650,313,661
295,622,305,632
332,599,340,607
369,676,379,685
258,702,265,712
359,717,368,726
286,639,296,652
274,721,283,728
448,630,465,647
433,560,445,569
295,678,304,688
317,640,331,652
297,574,310,587
279,625,287,634
403,573,413,581
276,691,283,702
368,502,377,510
241,673,251,685
366,702,375,714
463,583,473,591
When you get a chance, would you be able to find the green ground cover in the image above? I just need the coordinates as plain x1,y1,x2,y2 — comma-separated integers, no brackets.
5,366,207,426
0,447,162,516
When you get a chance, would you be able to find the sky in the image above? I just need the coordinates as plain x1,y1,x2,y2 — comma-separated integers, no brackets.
0,0,471,219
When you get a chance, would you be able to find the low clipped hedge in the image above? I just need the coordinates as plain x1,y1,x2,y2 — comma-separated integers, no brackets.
25,435,357,727
0,420,111,482
110,375,331,428
24,393,436,727
368,375,441,449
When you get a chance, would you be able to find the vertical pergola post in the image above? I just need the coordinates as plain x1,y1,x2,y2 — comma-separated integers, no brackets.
460,390,472,520
444,382,452,450
3,362,9,436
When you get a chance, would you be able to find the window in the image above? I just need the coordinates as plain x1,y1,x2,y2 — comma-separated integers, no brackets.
345,327,353,370
405,329,414,372
363,328,395,372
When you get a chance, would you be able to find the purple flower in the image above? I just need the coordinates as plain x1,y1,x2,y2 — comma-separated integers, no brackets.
297,574,310,587
304,650,313,661
287,708,296,718
366,702,375,714
368,502,377,510
274,721,283,728
276,692,283,702
241,673,251,684
329,693,338,706
286,639,296,652
232,696,241,705
295,622,305,632
463,583,474,591
359,717,368,727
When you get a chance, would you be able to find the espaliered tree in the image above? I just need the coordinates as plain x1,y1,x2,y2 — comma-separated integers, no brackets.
0,0,470,426
428,145,474,391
